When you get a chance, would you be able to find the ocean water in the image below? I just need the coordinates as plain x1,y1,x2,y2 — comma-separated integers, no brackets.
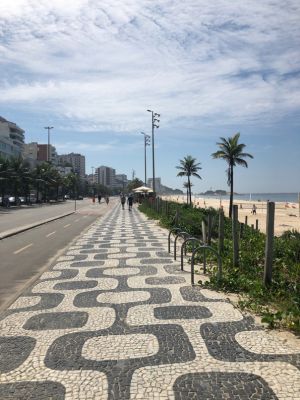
194,193,299,203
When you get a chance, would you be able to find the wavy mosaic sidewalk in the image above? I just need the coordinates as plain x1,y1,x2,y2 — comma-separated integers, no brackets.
0,204,299,400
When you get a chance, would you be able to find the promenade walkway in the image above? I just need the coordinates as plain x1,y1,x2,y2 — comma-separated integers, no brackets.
0,204,299,399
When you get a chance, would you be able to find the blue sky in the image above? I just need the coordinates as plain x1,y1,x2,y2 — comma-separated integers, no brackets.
0,0,299,193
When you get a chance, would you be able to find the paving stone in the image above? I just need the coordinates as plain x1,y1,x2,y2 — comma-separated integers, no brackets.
173,372,278,399
0,203,299,399
0,336,36,372
23,312,89,330
0,381,65,399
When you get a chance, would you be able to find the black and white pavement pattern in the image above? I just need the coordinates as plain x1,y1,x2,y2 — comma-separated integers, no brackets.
0,204,299,399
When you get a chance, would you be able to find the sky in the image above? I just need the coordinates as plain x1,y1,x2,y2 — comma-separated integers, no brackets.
0,0,299,193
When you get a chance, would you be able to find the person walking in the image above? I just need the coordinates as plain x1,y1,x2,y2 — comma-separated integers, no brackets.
127,194,133,211
120,194,126,210
98,194,102,203
252,204,257,215
105,196,109,205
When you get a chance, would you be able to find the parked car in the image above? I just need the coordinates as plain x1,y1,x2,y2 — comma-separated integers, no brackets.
8,196,21,206
19,196,27,204
64,195,70,200
0,196,22,207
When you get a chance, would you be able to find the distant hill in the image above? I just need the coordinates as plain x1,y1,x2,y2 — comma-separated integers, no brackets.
200,190,227,196
159,185,183,195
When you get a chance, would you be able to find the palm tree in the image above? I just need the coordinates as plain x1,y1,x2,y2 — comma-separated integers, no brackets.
176,155,202,205
183,181,193,204
211,133,253,218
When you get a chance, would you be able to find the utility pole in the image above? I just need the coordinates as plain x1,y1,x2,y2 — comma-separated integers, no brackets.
44,126,54,162
147,110,160,193
141,132,150,186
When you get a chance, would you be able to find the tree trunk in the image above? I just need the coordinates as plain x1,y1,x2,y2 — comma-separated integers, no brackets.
188,175,191,205
229,165,234,218
186,188,188,204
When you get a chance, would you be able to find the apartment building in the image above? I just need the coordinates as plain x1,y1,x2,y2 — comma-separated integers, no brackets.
57,153,86,177
96,166,116,188
0,116,25,158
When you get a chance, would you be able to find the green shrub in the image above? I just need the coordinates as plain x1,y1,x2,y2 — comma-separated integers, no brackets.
139,200,300,332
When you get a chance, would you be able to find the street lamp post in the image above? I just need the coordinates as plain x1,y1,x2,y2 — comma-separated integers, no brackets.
140,132,150,186
44,126,54,162
147,110,160,193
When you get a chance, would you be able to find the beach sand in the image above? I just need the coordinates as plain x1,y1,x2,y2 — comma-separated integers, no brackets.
162,195,300,236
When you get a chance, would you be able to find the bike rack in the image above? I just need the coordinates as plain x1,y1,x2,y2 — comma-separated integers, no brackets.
180,237,203,270
168,227,181,253
173,231,191,260
190,245,222,285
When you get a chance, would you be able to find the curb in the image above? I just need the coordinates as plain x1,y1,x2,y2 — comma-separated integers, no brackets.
0,211,75,240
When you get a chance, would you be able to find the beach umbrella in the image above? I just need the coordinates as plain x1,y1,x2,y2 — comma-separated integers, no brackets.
133,186,153,193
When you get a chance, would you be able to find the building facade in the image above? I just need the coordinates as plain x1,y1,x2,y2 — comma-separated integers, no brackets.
37,144,57,164
114,174,128,189
57,153,85,177
147,177,162,192
96,166,116,188
0,116,25,158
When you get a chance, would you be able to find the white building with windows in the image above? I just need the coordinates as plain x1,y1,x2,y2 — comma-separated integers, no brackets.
0,116,25,159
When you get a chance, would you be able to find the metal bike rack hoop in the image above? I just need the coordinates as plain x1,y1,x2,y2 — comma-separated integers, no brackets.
190,245,222,285
168,227,181,253
173,231,191,260
180,237,202,271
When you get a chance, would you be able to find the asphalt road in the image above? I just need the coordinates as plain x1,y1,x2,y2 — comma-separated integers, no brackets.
0,198,92,235
0,199,116,311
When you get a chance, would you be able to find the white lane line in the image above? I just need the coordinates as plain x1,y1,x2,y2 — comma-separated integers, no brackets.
14,243,33,255
46,231,56,238
74,218,80,222
64,224,71,228
83,215,88,218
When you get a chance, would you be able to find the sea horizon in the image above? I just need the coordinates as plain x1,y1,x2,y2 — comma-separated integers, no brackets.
194,192,300,203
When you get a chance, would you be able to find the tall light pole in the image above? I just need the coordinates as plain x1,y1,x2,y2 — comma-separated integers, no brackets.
140,132,150,186
44,126,54,162
147,110,160,193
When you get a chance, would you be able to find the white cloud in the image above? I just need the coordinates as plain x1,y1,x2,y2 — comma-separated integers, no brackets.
0,0,299,134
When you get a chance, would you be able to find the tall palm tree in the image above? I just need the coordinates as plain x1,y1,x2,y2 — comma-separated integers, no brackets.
211,133,253,218
176,155,202,205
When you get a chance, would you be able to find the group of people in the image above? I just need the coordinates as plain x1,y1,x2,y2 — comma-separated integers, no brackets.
95,193,134,210
120,193,133,211
97,194,109,205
